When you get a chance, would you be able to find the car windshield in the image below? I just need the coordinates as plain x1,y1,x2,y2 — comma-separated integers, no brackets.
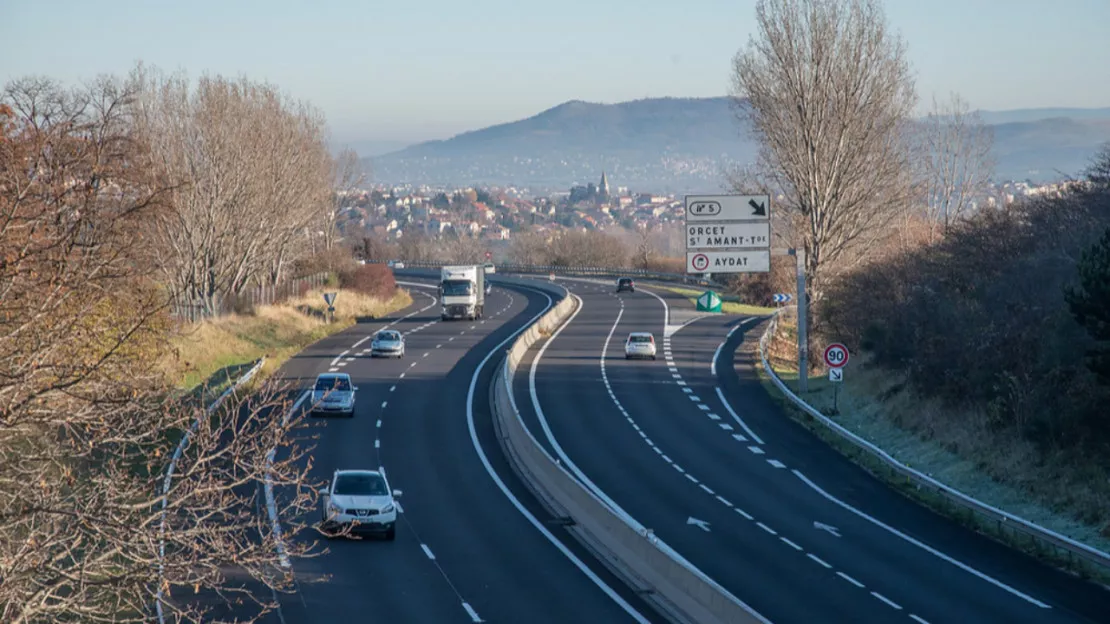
629,335,652,343
333,473,387,496
619,279,632,285
442,280,473,296
378,332,400,341
315,377,351,391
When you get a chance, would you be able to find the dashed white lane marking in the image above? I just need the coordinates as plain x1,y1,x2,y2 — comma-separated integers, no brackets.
409,362,417,368
719,423,734,431
344,357,355,363
423,352,429,358
661,454,672,463
376,420,382,428
707,413,721,420
732,433,747,442
390,385,396,392
449,337,455,341
436,344,443,348
909,615,930,624
462,602,483,623
328,367,339,372
780,537,803,551
682,387,693,394
748,445,765,455
685,474,698,484
715,495,732,507
767,459,786,469
676,380,687,386
698,484,714,495
837,571,865,588
756,522,777,535
697,404,710,411
421,544,436,560
337,361,348,367
381,401,388,409
793,469,1052,609
870,592,902,610
469,325,476,330
807,553,832,569
735,508,754,520
399,373,405,378
374,439,380,449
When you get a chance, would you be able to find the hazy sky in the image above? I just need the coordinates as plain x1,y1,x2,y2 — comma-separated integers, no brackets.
3,0,1108,143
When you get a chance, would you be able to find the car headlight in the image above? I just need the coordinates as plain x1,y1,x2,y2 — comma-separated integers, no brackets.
380,503,395,514
327,502,341,514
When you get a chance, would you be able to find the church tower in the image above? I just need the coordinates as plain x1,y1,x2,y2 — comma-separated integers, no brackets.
599,171,611,199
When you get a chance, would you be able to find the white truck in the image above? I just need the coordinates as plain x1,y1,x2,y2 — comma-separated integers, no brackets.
440,265,485,320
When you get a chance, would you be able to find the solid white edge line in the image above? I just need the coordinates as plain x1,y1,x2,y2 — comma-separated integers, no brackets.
264,389,310,569
715,386,765,445
792,469,1052,609
465,287,652,624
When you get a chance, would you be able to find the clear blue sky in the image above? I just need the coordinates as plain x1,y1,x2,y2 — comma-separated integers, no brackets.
2,0,1108,143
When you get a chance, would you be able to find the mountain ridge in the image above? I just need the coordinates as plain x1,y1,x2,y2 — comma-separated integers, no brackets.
368,97,1110,191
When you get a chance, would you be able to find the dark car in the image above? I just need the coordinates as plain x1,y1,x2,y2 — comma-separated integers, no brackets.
616,277,635,293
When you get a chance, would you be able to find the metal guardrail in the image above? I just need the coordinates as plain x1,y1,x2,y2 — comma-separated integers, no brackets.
758,308,1110,577
374,259,729,290
492,281,769,624
156,357,267,623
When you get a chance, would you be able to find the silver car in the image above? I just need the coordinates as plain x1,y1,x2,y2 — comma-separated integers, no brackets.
370,330,405,358
624,332,657,360
311,373,357,417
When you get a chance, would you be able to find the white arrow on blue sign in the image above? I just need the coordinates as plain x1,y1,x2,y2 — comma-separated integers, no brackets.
773,293,793,303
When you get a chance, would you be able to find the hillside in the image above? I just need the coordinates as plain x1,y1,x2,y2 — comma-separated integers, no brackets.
368,97,1110,192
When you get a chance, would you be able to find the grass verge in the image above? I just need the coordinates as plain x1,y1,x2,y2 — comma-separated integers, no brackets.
646,284,776,316
163,287,413,393
756,317,1110,584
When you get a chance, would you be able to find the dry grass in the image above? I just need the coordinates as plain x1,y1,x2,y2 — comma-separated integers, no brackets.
163,287,412,392
647,284,776,315
759,318,1110,559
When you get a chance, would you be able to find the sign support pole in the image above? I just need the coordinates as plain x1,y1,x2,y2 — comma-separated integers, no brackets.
794,247,808,395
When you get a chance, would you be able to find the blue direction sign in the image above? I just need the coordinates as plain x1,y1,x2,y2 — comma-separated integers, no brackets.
773,293,793,303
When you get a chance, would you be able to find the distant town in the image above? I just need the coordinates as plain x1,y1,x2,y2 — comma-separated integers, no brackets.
337,172,1081,258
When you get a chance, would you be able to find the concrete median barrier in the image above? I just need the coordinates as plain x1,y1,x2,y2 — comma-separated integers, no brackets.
490,286,770,624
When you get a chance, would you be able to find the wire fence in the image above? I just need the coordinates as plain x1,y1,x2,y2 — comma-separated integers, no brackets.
168,272,329,322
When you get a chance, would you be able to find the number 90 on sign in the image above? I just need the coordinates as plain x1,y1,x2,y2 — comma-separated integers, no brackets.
823,343,849,368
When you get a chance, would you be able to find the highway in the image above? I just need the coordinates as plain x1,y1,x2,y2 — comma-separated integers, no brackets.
261,275,664,623
513,276,1110,624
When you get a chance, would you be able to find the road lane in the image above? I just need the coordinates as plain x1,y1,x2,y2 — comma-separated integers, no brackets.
516,285,901,622
519,277,1110,623
271,280,660,623
676,309,1110,624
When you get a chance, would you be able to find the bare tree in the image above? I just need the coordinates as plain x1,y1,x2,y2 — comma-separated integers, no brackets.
0,76,319,623
323,148,365,254
134,66,333,313
917,92,995,240
507,231,552,265
730,0,917,299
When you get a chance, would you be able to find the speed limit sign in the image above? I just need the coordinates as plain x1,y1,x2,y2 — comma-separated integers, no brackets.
823,343,849,368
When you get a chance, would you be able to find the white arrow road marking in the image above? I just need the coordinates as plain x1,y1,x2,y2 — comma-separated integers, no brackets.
686,517,711,532
814,521,841,537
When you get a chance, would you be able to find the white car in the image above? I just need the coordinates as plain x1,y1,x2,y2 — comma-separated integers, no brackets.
483,262,496,274
370,330,405,358
393,261,405,269
624,332,657,360
319,469,400,540
310,373,357,417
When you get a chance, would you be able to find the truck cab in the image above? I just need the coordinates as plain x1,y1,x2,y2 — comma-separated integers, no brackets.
440,265,485,320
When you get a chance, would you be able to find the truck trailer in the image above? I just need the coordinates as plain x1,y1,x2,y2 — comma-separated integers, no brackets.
440,265,484,320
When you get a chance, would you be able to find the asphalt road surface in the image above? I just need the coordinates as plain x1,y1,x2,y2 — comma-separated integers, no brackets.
262,276,664,624
513,276,1110,624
